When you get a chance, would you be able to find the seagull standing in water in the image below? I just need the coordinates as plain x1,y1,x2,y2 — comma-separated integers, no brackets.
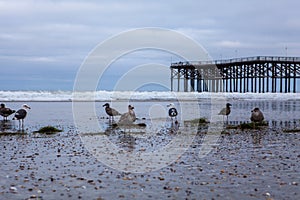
250,107,264,123
167,103,178,124
0,103,15,121
103,103,121,121
119,105,136,125
218,103,232,122
13,104,31,129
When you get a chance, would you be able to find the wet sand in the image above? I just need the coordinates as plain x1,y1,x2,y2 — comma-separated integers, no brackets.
0,100,300,200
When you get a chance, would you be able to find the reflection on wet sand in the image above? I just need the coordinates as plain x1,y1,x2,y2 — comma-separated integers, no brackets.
103,120,180,153
0,120,14,132
250,132,264,146
0,120,27,135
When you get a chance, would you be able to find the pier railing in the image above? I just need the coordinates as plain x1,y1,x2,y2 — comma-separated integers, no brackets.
171,56,300,66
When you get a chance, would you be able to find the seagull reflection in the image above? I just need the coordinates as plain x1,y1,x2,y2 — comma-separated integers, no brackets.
0,120,14,132
104,125,136,152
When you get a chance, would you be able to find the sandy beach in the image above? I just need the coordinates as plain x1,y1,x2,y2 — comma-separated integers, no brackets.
0,99,300,200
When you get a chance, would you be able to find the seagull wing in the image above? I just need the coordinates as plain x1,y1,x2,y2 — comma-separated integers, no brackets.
110,108,121,116
218,107,226,115
14,109,27,120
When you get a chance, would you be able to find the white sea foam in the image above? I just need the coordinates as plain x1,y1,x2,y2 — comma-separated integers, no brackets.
0,90,299,102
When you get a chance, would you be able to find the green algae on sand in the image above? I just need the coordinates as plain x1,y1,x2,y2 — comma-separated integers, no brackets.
184,118,210,124
226,121,268,130
33,126,63,134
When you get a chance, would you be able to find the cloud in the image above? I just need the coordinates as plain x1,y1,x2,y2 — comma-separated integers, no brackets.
217,40,243,48
23,56,58,63
0,0,299,90
0,33,24,40
0,0,104,15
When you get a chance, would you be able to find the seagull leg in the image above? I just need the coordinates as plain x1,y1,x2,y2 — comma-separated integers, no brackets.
174,116,178,125
109,116,115,125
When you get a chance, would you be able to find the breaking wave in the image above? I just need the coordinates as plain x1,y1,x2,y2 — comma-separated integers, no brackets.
0,90,299,102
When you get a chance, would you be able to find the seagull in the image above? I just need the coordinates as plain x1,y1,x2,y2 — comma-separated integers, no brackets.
12,104,31,129
103,103,121,121
218,103,232,122
119,105,136,125
0,103,16,121
250,107,264,123
167,103,178,124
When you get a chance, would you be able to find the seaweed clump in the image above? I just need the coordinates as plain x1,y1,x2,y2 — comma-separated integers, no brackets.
226,121,268,130
184,118,210,124
282,129,300,133
34,126,62,134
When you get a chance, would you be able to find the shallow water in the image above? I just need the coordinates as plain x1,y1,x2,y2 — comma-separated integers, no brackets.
4,99,300,130
0,100,299,199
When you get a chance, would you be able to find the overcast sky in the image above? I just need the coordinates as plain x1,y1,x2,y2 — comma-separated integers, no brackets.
0,0,299,91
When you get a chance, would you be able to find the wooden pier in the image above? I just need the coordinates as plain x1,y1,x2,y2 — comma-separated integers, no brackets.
170,56,300,93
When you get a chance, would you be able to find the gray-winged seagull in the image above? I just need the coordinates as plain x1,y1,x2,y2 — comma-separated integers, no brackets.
218,103,232,122
250,107,264,123
103,103,121,121
0,103,15,121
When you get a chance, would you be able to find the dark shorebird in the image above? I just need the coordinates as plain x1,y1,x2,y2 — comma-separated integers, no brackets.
13,104,31,129
167,103,178,124
119,105,136,125
103,103,121,121
250,107,264,123
218,103,232,122
0,103,16,121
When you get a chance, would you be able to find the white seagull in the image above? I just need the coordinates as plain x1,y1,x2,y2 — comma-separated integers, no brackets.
13,104,31,129
118,105,136,125
167,103,178,124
